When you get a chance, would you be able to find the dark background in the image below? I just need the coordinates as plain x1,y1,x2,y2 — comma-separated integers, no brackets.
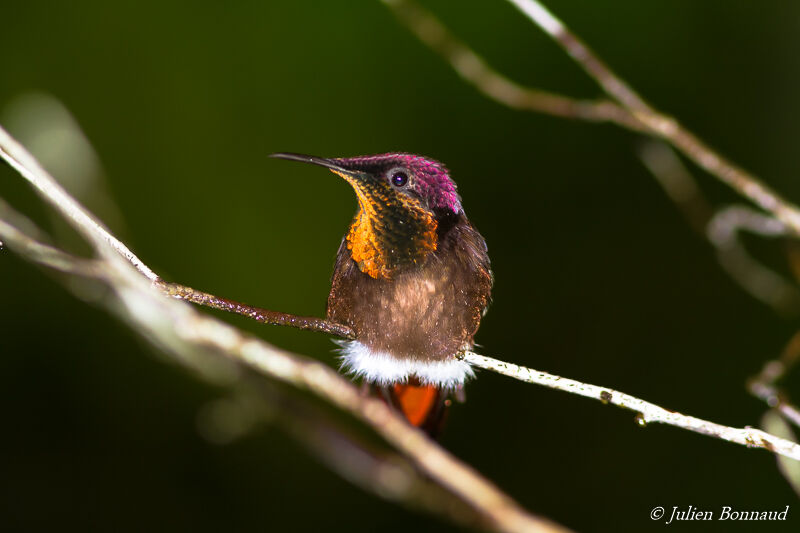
1,1,799,531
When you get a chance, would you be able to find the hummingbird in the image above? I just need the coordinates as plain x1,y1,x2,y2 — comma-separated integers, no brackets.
271,153,493,434
160,152,492,435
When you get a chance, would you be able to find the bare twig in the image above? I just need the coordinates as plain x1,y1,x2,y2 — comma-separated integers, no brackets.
0,127,157,281
384,0,800,236
749,332,800,430
199,383,483,527
157,280,356,339
504,0,647,113
639,142,713,235
639,142,800,313
381,0,644,131
504,0,800,235
0,198,101,277
707,206,800,313
0,221,100,277
463,351,800,461
639,144,800,444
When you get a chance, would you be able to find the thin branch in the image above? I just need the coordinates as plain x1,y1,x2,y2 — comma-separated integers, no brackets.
0,221,100,277
0,118,353,338
385,0,800,236
200,383,484,527
504,0,800,236
752,377,800,430
149,310,565,533
0,197,102,278
0,126,157,281
381,0,644,131
388,0,800,313
504,0,648,113
639,142,800,314
157,280,356,339
638,141,713,235
462,351,800,461
707,206,800,313
639,144,800,438
749,332,800,430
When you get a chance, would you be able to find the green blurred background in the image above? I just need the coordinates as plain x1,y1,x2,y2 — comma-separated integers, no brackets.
1,1,799,531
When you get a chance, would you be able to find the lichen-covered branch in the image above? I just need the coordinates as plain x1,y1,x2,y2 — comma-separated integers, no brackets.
157,280,356,339
463,352,800,461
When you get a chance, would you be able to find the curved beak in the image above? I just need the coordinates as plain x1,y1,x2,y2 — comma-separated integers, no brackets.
269,152,351,174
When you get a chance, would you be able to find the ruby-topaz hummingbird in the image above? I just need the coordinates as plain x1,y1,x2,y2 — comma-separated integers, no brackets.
271,153,493,434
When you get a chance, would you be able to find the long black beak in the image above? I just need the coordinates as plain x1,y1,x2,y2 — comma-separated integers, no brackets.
269,152,350,173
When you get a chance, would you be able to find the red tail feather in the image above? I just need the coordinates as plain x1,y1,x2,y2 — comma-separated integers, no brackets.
392,383,440,427
374,383,449,437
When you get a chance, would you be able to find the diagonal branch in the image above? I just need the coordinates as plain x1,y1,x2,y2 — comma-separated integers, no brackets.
0,205,477,523
381,0,644,131
638,143,800,433
504,0,649,112
0,198,102,277
157,280,356,339
503,0,800,235
749,332,800,431
639,142,800,314
384,0,800,237
0,125,157,280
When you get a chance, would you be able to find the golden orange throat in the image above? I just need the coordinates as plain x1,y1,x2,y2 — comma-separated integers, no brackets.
346,206,438,280
330,167,439,279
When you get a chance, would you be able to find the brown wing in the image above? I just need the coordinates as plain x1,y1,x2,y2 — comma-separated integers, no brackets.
442,217,493,346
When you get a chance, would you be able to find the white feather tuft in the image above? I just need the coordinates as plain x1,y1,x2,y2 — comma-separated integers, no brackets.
334,340,474,389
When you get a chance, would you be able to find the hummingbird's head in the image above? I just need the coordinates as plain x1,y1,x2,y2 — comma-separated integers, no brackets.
271,152,463,280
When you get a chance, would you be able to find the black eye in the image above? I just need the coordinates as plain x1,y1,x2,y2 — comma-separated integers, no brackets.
390,170,408,188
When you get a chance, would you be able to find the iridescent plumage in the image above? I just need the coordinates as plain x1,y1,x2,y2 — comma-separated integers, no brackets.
272,152,492,433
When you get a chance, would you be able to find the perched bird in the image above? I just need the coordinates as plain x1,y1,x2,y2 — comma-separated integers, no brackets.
271,153,493,434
